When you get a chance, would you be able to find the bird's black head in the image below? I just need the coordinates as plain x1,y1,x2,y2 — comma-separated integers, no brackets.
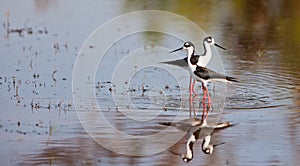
183,42,194,49
203,36,214,43
169,41,195,53
203,36,226,50
202,147,213,154
182,157,193,162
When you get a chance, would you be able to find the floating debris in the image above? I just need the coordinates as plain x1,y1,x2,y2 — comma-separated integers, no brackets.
30,99,34,112
7,82,11,92
53,43,59,53
29,59,33,69
127,88,136,92
46,101,51,111
67,102,72,110
4,10,48,38
61,42,68,51
8,27,33,37
33,73,39,79
12,76,16,88
52,69,57,82
165,84,170,90
57,100,62,110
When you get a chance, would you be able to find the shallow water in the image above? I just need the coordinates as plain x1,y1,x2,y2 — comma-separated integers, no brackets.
1,1,300,165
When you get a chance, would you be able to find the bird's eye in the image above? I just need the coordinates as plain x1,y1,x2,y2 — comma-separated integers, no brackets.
182,158,191,162
205,149,210,154
207,37,212,42
184,43,190,47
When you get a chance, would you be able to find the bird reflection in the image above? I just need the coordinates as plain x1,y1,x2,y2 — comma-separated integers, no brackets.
159,101,234,162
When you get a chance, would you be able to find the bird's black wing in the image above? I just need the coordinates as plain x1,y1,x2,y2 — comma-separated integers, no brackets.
161,57,188,68
194,66,238,82
193,66,216,80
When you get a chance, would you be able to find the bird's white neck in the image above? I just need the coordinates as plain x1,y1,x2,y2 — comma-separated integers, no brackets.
185,134,196,159
187,47,196,74
187,47,194,60
203,42,212,57
202,135,211,149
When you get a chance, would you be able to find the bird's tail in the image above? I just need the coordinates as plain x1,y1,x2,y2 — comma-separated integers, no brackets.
158,122,172,126
214,122,232,129
226,76,239,83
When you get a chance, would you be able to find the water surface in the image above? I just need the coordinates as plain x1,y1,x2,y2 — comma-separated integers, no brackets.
1,1,300,165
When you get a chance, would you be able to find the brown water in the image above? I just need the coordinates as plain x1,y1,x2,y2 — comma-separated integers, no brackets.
1,1,300,165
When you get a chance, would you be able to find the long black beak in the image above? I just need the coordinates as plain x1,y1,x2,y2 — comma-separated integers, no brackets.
214,43,226,50
213,142,225,147
169,47,183,53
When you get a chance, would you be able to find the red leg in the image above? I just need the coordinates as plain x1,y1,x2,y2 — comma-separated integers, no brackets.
192,79,196,95
189,97,198,118
207,88,211,109
189,98,192,118
205,104,209,120
200,84,210,119
191,79,197,100
201,102,206,119
201,102,209,120
189,77,197,100
189,76,193,101
201,83,207,104
202,83,205,91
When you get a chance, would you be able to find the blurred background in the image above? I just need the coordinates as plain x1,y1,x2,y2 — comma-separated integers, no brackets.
1,0,300,165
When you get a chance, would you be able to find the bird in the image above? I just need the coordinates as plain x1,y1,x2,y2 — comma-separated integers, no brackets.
193,65,238,106
169,37,238,106
159,100,235,162
201,135,225,155
168,36,227,100
164,116,233,162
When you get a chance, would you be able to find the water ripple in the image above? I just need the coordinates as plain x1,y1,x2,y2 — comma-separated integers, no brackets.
225,59,300,110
